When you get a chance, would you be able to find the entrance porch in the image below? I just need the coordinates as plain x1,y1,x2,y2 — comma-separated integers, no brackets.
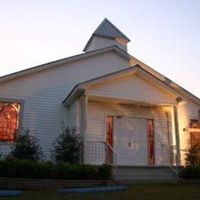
63,65,182,179
83,97,179,168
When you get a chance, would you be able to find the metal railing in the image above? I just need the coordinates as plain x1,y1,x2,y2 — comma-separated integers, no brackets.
84,141,118,178
84,140,181,179
84,141,105,165
161,144,179,178
105,142,118,177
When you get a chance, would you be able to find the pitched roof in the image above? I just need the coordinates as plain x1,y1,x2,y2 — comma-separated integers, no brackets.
63,64,200,106
129,56,200,105
0,45,131,84
63,65,186,105
83,18,130,52
94,18,130,41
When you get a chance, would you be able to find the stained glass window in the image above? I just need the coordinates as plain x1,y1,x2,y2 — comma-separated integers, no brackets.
0,102,20,142
190,119,200,146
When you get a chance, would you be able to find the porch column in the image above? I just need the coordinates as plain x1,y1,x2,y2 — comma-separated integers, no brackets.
80,95,88,164
173,105,181,166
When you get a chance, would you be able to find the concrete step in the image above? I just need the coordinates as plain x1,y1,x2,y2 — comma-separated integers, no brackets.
113,166,179,181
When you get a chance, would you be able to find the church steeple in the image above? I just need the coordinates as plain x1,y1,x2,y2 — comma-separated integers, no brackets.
83,18,130,52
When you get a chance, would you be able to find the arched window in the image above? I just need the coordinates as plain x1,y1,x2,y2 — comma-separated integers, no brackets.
0,102,21,142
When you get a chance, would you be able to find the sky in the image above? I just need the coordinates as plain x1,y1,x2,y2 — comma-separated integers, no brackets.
0,0,200,98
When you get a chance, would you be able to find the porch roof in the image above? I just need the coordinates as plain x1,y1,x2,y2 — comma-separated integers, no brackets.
63,65,187,106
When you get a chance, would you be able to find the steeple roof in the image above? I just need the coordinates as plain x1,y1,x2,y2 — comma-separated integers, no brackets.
83,18,130,52
94,18,130,41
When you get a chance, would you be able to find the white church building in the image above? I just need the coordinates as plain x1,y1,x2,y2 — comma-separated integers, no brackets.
0,19,200,179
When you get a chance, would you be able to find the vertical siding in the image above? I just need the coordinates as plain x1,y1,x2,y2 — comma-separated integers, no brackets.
0,51,129,158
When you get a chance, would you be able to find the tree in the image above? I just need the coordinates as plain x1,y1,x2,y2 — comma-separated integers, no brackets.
9,129,43,161
51,128,82,164
185,143,200,166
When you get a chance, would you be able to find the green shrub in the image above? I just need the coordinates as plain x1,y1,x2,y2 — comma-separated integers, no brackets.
51,128,82,164
35,161,56,179
180,166,200,179
81,165,99,179
4,158,20,177
15,159,36,178
0,159,111,179
98,164,112,179
0,159,9,177
185,144,200,166
61,164,98,179
55,162,69,179
180,144,200,179
9,129,43,161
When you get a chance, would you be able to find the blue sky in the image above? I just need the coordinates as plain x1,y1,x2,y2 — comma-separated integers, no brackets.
0,0,200,97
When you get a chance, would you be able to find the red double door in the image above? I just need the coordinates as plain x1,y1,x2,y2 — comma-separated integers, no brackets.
106,116,155,165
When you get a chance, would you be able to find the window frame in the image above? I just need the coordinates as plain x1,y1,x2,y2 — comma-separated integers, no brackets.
189,119,200,146
0,98,24,143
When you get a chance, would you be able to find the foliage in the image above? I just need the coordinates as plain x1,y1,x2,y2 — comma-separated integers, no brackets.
98,164,112,179
185,143,200,166
180,166,200,179
0,158,111,179
180,144,200,179
9,129,43,161
51,128,82,164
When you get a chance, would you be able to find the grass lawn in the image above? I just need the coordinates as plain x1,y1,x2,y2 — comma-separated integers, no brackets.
2,183,200,200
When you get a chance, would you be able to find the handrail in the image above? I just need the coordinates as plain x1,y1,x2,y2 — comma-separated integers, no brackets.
84,140,117,162
162,144,179,178
104,141,118,179
105,142,117,156
85,140,180,179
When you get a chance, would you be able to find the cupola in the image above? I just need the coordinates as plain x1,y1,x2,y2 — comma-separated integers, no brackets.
83,18,130,52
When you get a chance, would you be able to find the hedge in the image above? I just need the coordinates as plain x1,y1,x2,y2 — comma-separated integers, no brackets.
180,166,200,179
0,159,112,180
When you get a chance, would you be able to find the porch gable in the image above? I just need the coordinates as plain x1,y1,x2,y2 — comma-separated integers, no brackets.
86,72,177,106
63,65,182,107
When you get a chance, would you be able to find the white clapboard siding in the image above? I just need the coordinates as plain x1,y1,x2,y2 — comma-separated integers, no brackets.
86,74,176,105
0,51,129,158
86,101,173,165
177,100,200,164
85,36,126,52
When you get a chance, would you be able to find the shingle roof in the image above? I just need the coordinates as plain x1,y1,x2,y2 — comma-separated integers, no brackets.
63,64,200,106
94,18,130,41
83,18,130,52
